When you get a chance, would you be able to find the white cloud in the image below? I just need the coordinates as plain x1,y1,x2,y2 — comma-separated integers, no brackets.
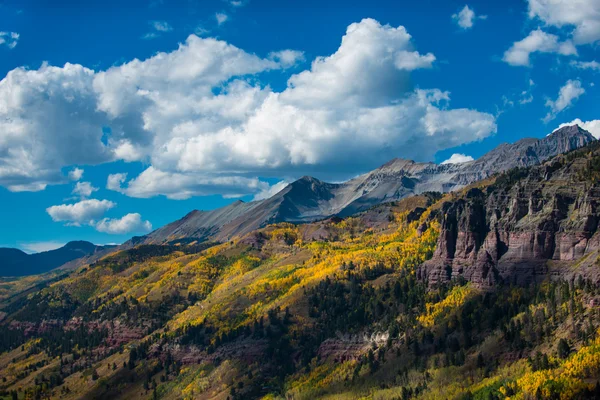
394,51,436,70
143,20,173,39
554,118,600,139
503,29,577,67
544,79,585,122
151,20,172,32
113,140,146,162
72,181,98,198
268,50,305,68
441,153,475,165
519,93,534,104
519,79,535,104
571,60,600,70
142,32,160,40
107,167,272,200
216,13,229,25
46,197,151,234
194,25,210,36
253,180,291,201
106,173,128,191
0,62,113,191
0,32,19,49
0,19,496,199
452,5,487,30
46,199,115,226
20,241,66,254
528,0,600,45
68,167,84,181
95,213,152,234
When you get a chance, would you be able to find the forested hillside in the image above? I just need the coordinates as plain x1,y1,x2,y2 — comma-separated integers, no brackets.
1,143,600,399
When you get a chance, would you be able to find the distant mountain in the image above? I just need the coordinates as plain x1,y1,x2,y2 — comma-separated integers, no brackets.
0,241,114,277
130,124,596,246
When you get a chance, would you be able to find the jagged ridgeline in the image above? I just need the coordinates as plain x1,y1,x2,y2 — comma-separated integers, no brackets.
1,138,600,399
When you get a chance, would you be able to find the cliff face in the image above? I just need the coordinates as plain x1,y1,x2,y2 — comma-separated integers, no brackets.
418,142,600,288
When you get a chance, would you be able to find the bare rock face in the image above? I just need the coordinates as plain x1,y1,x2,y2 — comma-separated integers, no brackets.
419,143,600,288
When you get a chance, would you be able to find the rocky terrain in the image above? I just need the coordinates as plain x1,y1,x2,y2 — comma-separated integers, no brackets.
419,138,600,288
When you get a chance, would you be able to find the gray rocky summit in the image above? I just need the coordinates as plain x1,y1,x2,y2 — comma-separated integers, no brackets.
131,125,596,246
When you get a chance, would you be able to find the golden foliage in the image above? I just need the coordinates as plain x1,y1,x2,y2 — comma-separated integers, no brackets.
418,284,474,328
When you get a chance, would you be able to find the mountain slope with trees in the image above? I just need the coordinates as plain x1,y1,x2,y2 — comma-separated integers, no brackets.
0,132,600,399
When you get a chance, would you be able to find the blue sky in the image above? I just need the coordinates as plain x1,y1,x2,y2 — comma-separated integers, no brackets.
0,0,598,252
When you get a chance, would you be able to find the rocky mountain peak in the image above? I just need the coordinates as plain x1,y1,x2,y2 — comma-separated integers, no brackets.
127,126,597,247
550,123,594,139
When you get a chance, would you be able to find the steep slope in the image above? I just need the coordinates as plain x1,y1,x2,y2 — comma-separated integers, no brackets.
419,139,600,288
2,171,600,400
0,241,115,277
136,200,262,245
134,124,596,245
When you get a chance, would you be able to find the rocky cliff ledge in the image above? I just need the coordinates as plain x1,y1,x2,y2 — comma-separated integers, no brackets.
418,141,600,288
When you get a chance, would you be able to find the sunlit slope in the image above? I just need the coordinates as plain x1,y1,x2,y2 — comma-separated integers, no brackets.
3,139,600,400
0,194,441,399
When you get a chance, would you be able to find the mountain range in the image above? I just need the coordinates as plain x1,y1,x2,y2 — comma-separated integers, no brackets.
1,124,594,278
1,124,600,399
132,124,595,246
0,241,114,277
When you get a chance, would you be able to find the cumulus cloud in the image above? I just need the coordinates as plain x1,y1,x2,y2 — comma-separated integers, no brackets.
503,29,577,67
394,51,436,70
72,181,98,198
46,198,151,234
0,19,496,199
46,199,115,226
107,167,272,200
554,118,600,139
68,167,84,181
544,79,585,122
528,0,600,45
268,50,305,68
95,213,152,234
106,173,128,191
0,63,113,191
0,32,19,49
441,153,475,165
452,5,487,30
216,13,228,25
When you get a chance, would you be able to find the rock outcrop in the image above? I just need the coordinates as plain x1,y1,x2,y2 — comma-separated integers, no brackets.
418,140,600,288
